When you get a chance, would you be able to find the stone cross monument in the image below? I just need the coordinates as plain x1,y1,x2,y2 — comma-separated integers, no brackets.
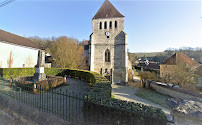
33,50,47,82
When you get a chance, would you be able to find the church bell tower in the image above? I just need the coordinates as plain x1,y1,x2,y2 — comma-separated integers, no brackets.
89,0,128,84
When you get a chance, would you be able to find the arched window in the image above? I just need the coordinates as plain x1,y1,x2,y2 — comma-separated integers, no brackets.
105,49,110,62
109,21,112,29
100,22,102,29
104,21,107,29
115,21,118,28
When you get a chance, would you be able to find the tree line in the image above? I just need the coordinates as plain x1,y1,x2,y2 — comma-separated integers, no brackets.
129,47,202,64
29,36,87,69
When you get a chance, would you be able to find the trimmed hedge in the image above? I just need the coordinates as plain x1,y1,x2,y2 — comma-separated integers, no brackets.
0,68,107,86
83,102,167,124
85,98,166,121
0,68,35,79
86,94,166,121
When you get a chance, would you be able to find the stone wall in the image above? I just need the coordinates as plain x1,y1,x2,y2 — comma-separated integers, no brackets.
150,81,202,102
160,64,176,78
172,112,202,125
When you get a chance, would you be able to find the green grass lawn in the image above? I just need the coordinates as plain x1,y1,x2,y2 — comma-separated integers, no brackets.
135,89,171,109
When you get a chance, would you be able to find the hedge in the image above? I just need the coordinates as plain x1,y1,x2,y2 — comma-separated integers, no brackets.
0,68,108,86
0,68,35,79
85,95,167,121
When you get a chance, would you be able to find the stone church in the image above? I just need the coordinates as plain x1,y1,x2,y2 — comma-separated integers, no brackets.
86,0,128,84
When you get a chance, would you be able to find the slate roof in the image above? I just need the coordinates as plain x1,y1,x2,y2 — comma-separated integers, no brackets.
93,0,124,19
0,29,39,49
161,53,199,66
138,62,160,69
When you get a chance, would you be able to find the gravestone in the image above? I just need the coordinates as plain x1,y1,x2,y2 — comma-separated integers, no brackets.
33,50,47,82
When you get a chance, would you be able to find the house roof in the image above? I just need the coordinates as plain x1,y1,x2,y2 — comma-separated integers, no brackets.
0,29,40,49
93,0,124,20
161,53,199,66
138,62,160,69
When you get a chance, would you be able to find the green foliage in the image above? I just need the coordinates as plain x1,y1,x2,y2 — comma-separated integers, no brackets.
0,68,106,86
86,96,166,120
0,68,35,78
88,82,112,100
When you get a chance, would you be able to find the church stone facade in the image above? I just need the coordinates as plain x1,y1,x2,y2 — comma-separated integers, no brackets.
88,0,128,84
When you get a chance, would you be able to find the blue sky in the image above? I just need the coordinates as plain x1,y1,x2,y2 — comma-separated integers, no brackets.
0,0,201,52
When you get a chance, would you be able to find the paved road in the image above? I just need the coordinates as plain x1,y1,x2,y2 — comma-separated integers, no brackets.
111,84,172,121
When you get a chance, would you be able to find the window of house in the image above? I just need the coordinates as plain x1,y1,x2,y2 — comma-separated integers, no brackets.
105,49,110,62
100,22,102,29
115,21,118,28
109,21,112,29
104,21,107,29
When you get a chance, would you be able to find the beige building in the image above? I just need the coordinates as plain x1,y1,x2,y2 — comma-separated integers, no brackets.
87,0,128,84
160,53,200,80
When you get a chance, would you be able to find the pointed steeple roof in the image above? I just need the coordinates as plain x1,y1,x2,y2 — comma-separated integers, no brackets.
93,0,124,19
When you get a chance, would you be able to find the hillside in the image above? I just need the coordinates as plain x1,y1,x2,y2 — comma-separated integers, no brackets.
129,48,202,64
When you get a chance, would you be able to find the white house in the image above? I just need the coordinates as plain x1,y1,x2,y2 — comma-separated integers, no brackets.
0,29,40,68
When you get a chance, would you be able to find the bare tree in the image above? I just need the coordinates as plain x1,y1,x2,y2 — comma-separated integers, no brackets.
24,55,35,67
7,50,13,68
171,63,198,90
48,36,84,69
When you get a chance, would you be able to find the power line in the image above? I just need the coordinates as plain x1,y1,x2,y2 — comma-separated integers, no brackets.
0,0,15,8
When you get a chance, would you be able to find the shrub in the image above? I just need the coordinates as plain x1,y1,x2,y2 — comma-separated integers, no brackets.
85,97,166,121
0,68,35,78
0,68,106,86
139,71,157,81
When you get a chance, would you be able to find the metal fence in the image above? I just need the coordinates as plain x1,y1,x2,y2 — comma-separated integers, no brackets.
0,77,167,125
0,77,88,122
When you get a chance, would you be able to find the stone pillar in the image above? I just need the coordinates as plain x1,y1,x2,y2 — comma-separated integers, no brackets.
90,44,95,71
63,76,66,85
9,78,12,86
33,50,47,82
142,79,146,88
146,79,151,89
33,82,37,94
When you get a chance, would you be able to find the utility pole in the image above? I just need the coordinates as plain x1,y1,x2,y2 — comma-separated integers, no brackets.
0,0,15,8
